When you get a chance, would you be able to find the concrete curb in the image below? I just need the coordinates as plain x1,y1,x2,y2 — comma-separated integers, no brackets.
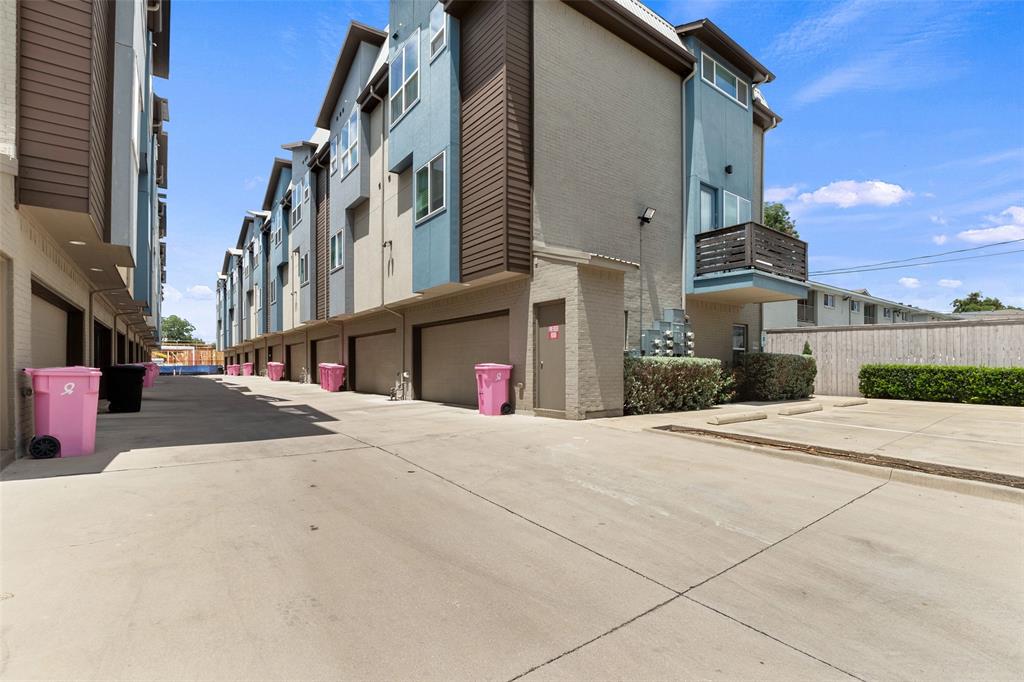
835,398,869,407
778,403,824,416
647,427,1023,504
707,411,767,425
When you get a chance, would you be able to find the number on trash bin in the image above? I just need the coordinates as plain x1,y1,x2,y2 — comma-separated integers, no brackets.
62,382,75,396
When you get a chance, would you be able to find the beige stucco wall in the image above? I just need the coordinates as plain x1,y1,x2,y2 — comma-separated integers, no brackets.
533,0,684,348
686,298,746,365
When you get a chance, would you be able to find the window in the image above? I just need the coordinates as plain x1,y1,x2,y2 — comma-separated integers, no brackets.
269,281,277,305
255,284,261,310
731,324,748,351
429,4,446,59
883,307,892,318
823,294,836,308
340,110,358,175
723,191,752,227
302,174,310,203
330,233,343,271
291,186,302,224
299,253,309,285
389,30,420,125
700,185,717,232
414,151,445,222
701,53,748,108
850,300,861,313
273,228,282,247
330,137,338,174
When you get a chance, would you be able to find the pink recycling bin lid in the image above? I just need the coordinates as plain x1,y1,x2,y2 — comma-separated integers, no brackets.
25,366,102,376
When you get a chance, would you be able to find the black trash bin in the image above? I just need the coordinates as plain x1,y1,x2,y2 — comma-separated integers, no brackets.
102,364,146,413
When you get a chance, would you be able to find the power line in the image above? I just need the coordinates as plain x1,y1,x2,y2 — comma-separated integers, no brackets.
811,248,1024,275
810,237,1024,275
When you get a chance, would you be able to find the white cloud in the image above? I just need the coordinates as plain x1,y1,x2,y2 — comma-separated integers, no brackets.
764,186,799,202
243,175,265,191
769,0,878,61
898,277,920,289
931,234,948,245
798,180,913,208
186,284,215,300
929,215,947,226
937,279,962,288
957,206,1024,244
163,284,182,303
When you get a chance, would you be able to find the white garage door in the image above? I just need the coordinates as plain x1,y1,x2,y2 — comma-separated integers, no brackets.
314,337,340,384
32,295,67,368
354,332,399,395
419,315,509,407
287,342,306,382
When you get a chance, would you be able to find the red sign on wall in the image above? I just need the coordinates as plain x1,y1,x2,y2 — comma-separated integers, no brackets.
547,325,560,340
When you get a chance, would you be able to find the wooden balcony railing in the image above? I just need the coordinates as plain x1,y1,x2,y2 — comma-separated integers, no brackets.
695,222,808,282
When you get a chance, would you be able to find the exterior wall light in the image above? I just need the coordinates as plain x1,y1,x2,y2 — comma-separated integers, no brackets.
725,165,733,174
638,207,656,224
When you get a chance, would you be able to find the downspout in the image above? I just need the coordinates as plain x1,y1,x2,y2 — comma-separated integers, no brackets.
370,89,408,398
681,67,696,318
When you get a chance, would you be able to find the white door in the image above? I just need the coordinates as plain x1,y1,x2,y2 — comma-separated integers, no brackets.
31,295,68,368
289,251,300,327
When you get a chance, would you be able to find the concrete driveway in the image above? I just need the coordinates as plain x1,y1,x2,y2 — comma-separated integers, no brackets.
1,376,1021,680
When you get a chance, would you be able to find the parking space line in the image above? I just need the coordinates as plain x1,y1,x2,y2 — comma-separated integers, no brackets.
779,416,1023,447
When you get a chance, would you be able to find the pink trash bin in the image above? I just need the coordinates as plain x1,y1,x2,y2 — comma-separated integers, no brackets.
141,362,159,388
242,362,254,376
318,363,346,392
23,366,103,457
474,363,513,416
267,362,285,381
226,364,240,376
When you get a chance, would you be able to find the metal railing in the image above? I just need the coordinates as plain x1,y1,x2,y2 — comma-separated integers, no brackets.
695,222,808,282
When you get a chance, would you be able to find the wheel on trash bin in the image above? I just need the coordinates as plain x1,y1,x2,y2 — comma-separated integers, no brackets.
500,402,513,416
29,435,60,459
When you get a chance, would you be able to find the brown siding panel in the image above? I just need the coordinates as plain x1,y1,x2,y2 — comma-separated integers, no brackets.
315,167,329,320
17,0,112,240
459,0,532,282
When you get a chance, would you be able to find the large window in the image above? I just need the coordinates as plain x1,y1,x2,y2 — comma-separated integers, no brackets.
291,186,302,224
339,111,358,176
700,185,717,232
330,233,343,271
723,191,752,227
429,4,446,59
701,53,749,108
302,175,310,203
823,293,836,308
414,151,445,222
731,324,748,351
390,30,420,125
299,253,309,286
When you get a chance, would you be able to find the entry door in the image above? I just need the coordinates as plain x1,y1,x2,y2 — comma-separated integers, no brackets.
535,301,566,412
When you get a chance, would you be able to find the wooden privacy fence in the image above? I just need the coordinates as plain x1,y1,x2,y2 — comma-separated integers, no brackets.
764,319,1024,396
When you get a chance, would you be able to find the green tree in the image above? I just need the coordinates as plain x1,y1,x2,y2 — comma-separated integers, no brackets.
162,315,201,343
763,202,799,238
951,292,1019,313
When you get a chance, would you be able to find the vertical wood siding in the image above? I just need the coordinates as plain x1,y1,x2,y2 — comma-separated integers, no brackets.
459,0,532,281
315,167,329,320
764,320,1024,396
17,0,113,237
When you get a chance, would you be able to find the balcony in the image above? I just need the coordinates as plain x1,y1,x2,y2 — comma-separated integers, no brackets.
691,222,809,304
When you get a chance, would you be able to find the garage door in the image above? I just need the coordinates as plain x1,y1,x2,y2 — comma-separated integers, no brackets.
419,314,509,407
287,342,306,382
354,332,398,395
32,295,68,368
313,337,340,384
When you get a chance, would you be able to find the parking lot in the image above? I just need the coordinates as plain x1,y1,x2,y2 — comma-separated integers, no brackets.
1,376,1021,680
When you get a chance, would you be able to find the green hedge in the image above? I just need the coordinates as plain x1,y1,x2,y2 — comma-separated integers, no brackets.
734,352,817,401
624,356,733,415
859,364,1024,406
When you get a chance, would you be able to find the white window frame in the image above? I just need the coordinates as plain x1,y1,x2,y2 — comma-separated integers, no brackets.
414,150,446,223
701,52,749,109
731,324,748,352
255,283,261,311
389,29,421,128
429,3,447,61
299,253,309,286
330,136,338,175
340,110,358,177
850,300,861,313
330,232,343,271
291,186,302,225
273,227,282,247
269,280,277,305
823,294,836,308
722,190,752,227
302,175,310,203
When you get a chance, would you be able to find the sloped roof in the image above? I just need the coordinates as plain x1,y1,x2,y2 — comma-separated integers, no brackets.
315,21,387,129
676,18,774,83
261,157,291,211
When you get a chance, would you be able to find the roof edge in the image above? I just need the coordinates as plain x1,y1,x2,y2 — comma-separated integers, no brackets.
676,18,774,83
315,21,388,130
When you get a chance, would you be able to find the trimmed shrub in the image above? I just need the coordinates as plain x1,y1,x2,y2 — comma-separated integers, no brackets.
859,364,1024,406
734,352,817,401
624,356,730,415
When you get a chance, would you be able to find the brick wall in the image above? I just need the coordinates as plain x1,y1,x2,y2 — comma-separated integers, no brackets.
0,0,15,161
687,298,744,365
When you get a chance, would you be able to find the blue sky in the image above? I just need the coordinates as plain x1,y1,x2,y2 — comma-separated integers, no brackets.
159,0,1024,341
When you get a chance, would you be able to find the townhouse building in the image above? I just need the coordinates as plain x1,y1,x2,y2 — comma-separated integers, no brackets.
1,0,171,463
217,0,808,419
